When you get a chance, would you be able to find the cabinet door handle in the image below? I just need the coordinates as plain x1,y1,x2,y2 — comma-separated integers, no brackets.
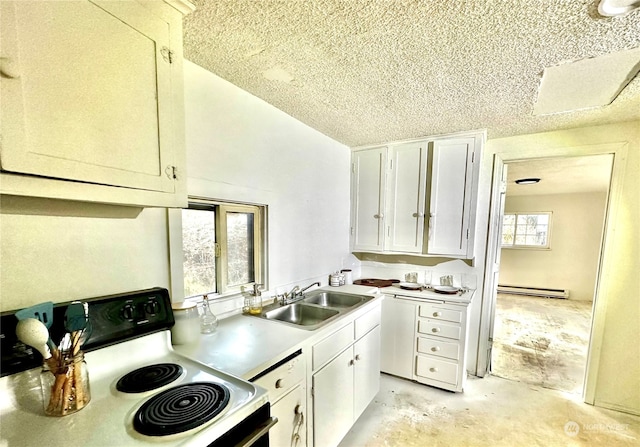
432,327,441,333
349,359,355,366
275,379,284,389
373,214,384,219
429,367,438,373
412,212,424,218
433,311,442,317
355,354,361,361
431,346,440,352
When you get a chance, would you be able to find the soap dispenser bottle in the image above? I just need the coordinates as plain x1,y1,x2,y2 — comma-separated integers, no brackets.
248,284,263,315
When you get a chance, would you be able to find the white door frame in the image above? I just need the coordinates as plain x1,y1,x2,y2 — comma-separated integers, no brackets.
477,141,628,404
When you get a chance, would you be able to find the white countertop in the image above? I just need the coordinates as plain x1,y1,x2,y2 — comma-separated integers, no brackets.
382,284,475,305
173,285,381,380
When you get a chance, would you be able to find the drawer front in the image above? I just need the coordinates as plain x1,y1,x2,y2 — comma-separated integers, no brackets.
313,322,354,370
415,355,459,386
417,319,461,340
417,335,460,361
254,354,305,403
418,304,462,323
355,305,381,339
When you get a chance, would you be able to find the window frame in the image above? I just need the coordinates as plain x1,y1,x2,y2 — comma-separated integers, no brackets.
501,211,552,250
172,197,266,300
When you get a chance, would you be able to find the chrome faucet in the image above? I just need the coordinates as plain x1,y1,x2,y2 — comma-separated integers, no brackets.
280,282,321,305
300,282,321,294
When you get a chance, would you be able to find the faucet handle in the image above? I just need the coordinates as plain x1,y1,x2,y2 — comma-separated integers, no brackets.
252,283,263,296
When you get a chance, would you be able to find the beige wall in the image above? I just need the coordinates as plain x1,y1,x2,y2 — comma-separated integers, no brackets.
0,197,170,312
499,192,608,301
478,120,640,415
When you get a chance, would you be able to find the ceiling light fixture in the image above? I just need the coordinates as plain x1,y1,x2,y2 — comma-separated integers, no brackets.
597,0,640,16
515,178,541,185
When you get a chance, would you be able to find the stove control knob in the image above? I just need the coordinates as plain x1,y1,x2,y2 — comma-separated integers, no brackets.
122,303,135,321
145,300,159,316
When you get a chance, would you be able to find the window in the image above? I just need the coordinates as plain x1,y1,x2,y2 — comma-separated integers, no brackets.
181,200,264,298
501,212,551,248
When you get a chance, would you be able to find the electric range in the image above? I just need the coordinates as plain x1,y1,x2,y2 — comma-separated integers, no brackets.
0,288,273,446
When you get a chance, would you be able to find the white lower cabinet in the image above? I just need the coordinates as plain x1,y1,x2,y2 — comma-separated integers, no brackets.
380,295,415,378
270,384,306,447
253,351,306,446
414,301,469,392
312,307,381,447
380,294,472,393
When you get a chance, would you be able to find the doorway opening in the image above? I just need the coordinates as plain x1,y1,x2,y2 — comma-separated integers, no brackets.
489,154,613,395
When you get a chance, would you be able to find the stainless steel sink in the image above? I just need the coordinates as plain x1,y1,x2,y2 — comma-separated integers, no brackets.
251,290,374,330
264,303,339,327
302,291,365,308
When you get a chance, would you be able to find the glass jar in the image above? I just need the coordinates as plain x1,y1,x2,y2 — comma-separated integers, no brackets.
199,295,219,334
40,351,90,416
171,301,200,344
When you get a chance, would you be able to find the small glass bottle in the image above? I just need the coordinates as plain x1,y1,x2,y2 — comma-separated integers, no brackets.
200,294,218,334
41,351,91,416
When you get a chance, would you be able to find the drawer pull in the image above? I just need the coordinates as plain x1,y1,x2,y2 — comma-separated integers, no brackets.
433,311,442,317
432,327,441,333
275,379,284,389
431,346,440,352
429,367,438,373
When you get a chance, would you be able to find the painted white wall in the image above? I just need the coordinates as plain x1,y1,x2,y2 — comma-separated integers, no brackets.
0,196,170,312
181,60,351,297
499,192,607,301
475,120,640,415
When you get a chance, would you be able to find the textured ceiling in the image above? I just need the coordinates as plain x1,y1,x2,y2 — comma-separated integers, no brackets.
182,1,640,147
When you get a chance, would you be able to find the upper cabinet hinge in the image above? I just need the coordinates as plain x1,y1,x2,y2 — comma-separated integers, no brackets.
389,159,393,170
471,151,475,163
351,162,356,174
466,228,470,239
214,243,221,258
160,46,174,64
350,226,355,236
165,165,178,180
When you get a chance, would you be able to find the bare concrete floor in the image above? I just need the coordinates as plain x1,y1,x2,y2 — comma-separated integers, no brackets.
338,373,640,446
492,294,593,394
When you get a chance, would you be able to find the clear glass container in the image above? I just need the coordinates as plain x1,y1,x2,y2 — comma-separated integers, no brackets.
199,295,219,334
40,351,91,416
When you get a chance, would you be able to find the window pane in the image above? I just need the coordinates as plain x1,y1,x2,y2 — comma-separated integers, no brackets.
501,214,515,245
226,212,255,287
182,209,216,297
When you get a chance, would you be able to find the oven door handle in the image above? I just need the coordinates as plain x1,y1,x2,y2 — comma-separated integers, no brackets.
235,416,278,447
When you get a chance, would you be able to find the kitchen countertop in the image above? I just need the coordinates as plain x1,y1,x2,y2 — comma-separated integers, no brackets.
173,285,381,380
383,285,475,305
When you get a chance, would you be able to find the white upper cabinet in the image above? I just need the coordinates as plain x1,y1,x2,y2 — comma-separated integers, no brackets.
427,136,480,257
351,132,483,258
351,143,427,253
352,147,387,251
0,0,193,207
385,142,427,253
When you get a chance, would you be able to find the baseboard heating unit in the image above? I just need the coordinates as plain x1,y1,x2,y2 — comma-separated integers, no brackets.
497,285,569,299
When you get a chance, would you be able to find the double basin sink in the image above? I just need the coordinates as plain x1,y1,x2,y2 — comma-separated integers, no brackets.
253,291,373,330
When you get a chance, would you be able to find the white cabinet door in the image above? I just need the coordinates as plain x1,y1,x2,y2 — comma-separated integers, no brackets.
352,147,387,251
380,297,416,379
385,142,427,253
427,137,476,256
353,326,381,420
313,347,354,447
0,0,176,193
270,385,306,447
